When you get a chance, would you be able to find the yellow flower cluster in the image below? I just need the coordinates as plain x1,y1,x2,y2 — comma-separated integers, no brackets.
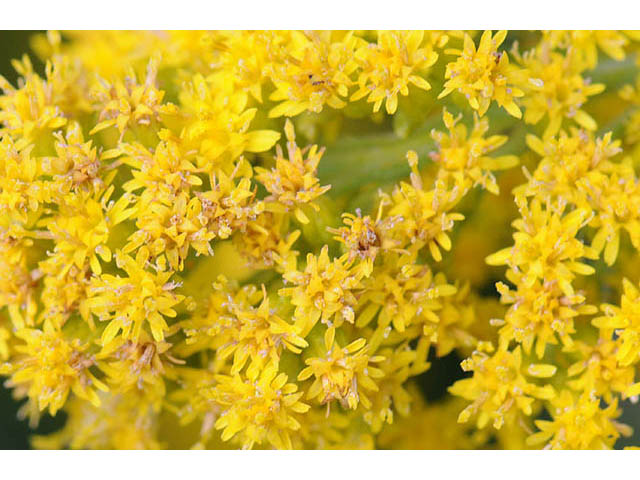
1,30,640,450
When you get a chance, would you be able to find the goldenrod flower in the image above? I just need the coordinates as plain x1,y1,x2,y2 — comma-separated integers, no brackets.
357,254,457,333
543,30,629,70
512,42,605,138
522,130,640,266
493,279,596,358
0,324,107,416
527,390,630,449
298,337,384,410
450,343,556,430
430,108,518,195
96,332,179,406
207,364,310,449
32,392,164,449
178,73,280,167
255,119,330,224
45,185,134,276
567,336,636,403
85,250,184,343
89,58,169,140
595,278,640,370
2,29,640,451
486,197,596,297
233,212,301,271
439,30,524,118
363,345,428,433
268,31,359,118
280,245,362,337
351,30,438,114
0,224,39,328
384,151,465,261
328,208,401,277
0,55,85,146
0,136,50,222
188,282,307,380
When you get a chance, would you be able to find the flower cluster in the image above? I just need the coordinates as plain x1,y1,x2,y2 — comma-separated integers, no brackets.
1,30,640,450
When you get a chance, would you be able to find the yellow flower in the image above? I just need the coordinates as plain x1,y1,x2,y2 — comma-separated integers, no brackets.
280,245,363,338
0,54,88,146
430,108,519,195
123,154,262,270
96,332,179,406
439,30,524,118
45,185,134,276
493,279,596,358
521,130,633,265
328,208,400,277
233,212,301,271
0,324,107,417
119,135,202,269
38,253,92,328
567,336,636,403
383,150,465,260
0,224,39,329
582,158,640,266
527,390,631,449
363,345,429,433
46,122,120,197
255,119,330,224
594,278,640,370
0,135,51,222
89,58,170,140
486,196,596,297
298,337,384,410
187,282,307,380
351,30,438,114
521,130,621,205
4,29,640,451
357,253,457,334
84,250,184,343
429,281,484,358
268,31,359,117
32,392,164,449
450,343,556,430
207,364,310,449
512,42,605,138
543,30,629,70
213,31,278,103
178,73,280,168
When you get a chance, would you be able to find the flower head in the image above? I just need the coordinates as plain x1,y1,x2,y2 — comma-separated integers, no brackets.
298,337,385,410
351,30,438,114
207,364,310,449
439,30,524,118
255,120,330,224
527,390,630,449
268,31,359,117
430,108,518,194
450,343,556,429
280,245,363,337
512,43,605,138
84,250,184,344
0,324,107,417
